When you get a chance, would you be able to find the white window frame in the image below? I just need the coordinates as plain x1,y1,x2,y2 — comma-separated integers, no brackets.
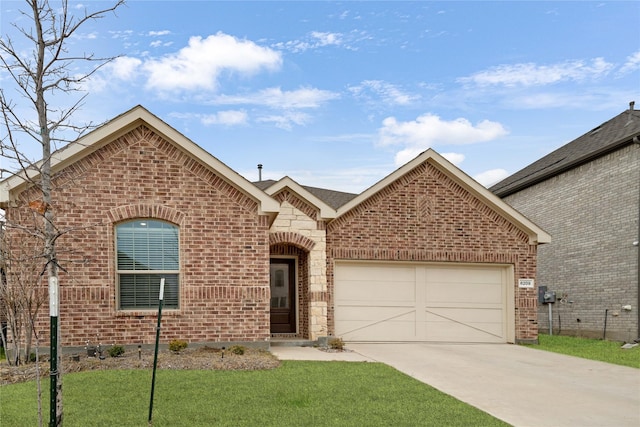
115,219,180,310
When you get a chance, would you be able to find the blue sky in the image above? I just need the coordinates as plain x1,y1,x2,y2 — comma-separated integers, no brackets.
2,1,639,193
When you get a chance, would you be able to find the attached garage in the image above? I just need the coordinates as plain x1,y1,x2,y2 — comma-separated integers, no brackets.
334,261,515,343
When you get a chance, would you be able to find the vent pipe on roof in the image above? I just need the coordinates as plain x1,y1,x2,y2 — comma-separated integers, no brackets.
625,101,635,126
258,164,263,182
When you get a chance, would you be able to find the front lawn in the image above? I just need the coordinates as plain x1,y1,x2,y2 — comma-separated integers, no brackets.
1,361,508,426
527,334,640,368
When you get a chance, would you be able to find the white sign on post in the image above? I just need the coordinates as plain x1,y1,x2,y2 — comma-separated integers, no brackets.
49,276,59,316
518,278,535,289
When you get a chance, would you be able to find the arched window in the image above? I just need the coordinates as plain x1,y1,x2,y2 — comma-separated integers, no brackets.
115,220,179,309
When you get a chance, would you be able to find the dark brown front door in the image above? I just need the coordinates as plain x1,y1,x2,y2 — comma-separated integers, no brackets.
270,258,296,333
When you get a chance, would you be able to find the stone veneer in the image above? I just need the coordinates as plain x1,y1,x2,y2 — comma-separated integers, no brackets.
269,195,328,340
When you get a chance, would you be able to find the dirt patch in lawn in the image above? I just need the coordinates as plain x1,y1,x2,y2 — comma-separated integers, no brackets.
1,346,281,385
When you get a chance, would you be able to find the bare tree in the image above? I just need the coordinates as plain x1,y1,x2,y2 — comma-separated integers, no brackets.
0,211,47,366
0,1,125,425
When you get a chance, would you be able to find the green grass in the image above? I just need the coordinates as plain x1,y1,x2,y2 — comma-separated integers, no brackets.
1,361,508,426
526,334,640,368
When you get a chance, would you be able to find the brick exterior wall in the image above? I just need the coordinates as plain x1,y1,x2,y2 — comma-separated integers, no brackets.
503,144,640,341
326,160,540,342
7,125,271,348
4,120,546,348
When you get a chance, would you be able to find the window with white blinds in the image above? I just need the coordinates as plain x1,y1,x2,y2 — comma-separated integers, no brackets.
116,220,179,309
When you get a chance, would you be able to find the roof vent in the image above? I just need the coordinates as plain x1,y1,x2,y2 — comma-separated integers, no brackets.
625,101,635,126
257,164,263,181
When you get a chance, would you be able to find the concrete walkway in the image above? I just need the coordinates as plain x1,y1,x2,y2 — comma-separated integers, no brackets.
273,343,640,427
270,345,375,362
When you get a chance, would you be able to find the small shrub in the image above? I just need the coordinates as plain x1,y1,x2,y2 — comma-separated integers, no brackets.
329,337,345,350
108,345,125,358
169,339,188,352
229,345,245,355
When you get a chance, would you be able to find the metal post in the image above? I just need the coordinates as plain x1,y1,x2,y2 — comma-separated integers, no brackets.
548,302,553,336
49,276,59,427
148,278,165,425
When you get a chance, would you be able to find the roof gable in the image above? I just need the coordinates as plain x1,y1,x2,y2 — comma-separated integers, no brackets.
491,105,640,197
0,105,280,215
262,176,338,219
337,149,551,244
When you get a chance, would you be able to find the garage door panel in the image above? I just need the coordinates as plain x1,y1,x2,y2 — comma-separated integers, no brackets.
337,310,417,341
426,307,503,324
336,306,415,321
427,283,503,304
335,262,510,343
426,267,503,283
337,280,415,303
338,264,416,282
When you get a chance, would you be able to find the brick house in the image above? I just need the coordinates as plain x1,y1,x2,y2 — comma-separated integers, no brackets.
0,106,549,349
491,103,640,342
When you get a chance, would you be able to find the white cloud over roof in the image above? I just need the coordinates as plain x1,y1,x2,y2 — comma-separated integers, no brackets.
378,114,508,166
459,58,614,88
142,32,282,92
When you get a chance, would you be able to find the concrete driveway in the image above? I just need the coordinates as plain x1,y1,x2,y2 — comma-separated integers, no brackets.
348,343,640,427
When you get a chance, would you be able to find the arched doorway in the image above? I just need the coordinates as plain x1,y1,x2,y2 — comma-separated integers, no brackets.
270,243,309,338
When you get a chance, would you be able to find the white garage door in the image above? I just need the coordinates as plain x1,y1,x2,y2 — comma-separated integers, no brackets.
335,262,513,343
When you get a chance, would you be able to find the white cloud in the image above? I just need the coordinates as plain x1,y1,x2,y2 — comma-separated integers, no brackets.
109,56,143,80
473,169,509,187
378,114,508,166
82,56,142,92
214,87,339,109
200,110,248,126
273,31,345,53
311,31,342,47
440,152,465,166
109,30,133,40
394,150,467,168
393,147,426,166
349,80,419,106
149,40,173,48
148,30,171,36
143,32,282,92
257,111,311,130
619,50,640,75
459,58,614,87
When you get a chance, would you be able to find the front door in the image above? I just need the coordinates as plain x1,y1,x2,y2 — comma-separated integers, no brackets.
270,258,296,333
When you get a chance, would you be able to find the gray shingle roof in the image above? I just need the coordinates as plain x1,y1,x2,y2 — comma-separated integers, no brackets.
253,180,358,210
491,105,640,197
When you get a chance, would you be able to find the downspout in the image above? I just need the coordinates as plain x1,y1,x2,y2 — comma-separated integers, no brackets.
634,134,640,340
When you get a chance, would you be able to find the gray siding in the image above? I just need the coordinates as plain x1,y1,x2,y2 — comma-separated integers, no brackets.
504,144,639,341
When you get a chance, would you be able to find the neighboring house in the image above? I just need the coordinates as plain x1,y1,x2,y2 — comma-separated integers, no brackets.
0,106,550,350
491,103,640,342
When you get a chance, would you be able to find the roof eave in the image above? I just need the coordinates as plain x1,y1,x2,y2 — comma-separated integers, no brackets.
0,105,280,216
264,177,338,219
494,131,640,198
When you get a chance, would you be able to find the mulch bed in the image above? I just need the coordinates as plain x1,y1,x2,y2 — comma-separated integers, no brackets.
1,346,281,385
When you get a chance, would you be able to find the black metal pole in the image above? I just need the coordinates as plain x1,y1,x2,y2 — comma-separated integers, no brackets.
48,277,59,427
49,314,57,427
148,278,165,425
